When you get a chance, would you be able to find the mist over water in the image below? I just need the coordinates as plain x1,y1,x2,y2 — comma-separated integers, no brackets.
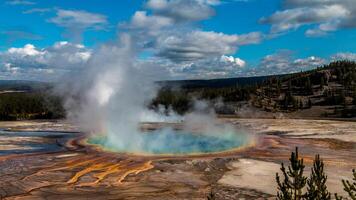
58,33,252,155
89,127,250,155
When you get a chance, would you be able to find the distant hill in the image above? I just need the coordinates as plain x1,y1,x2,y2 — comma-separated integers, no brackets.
153,60,356,118
0,80,63,120
251,60,356,118
1,60,356,120
0,80,51,92
157,75,280,89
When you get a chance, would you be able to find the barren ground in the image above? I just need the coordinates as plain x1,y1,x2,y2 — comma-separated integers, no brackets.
0,119,355,200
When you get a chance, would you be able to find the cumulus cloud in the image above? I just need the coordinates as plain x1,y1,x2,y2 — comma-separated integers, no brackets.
128,11,173,31
261,0,356,36
120,0,264,79
247,50,326,76
124,0,223,34
220,55,246,67
138,55,247,80
235,31,264,45
49,9,108,42
331,52,356,61
8,44,43,56
143,50,356,80
156,31,241,62
1,0,262,80
49,9,108,30
177,56,247,78
146,0,216,22
2,42,352,81
0,42,91,80
152,30,263,62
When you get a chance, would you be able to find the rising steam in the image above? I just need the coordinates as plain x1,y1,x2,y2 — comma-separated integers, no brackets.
57,32,251,154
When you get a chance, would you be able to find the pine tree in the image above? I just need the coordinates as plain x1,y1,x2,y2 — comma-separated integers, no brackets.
335,169,356,200
305,77,312,94
321,76,325,88
352,87,356,105
308,98,312,108
276,147,307,200
299,100,303,109
207,189,216,200
306,155,331,200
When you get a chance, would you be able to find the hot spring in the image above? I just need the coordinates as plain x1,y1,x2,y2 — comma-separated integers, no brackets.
61,34,254,156
87,125,253,155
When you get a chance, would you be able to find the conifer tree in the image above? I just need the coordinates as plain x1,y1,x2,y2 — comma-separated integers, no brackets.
276,147,307,200
335,169,356,200
306,154,331,200
207,189,216,200
305,77,312,94
308,98,312,108
321,76,325,88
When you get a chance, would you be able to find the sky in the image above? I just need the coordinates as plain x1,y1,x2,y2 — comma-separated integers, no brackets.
0,0,356,81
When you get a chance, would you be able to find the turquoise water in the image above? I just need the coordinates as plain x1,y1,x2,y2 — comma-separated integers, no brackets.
88,129,250,155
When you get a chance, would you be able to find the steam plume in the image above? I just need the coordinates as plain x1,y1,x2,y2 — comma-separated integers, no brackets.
57,28,251,154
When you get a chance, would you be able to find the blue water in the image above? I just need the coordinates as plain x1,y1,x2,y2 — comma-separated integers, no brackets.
0,130,76,155
88,129,250,155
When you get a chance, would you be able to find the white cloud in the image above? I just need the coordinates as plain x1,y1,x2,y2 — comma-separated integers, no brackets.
135,52,248,80
44,41,92,66
49,9,108,42
23,8,51,14
156,31,239,62
235,31,264,45
128,11,173,31
331,52,356,61
4,42,351,81
6,0,35,5
0,42,92,80
49,9,108,30
124,0,264,59
146,0,216,22
220,55,246,67
261,0,356,36
293,56,325,67
122,0,263,79
249,50,326,76
4,63,19,74
1,0,262,81
8,44,44,56
155,30,263,62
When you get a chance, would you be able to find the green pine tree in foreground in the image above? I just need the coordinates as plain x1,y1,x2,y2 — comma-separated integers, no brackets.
275,147,355,200
207,147,355,200
306,155,331,200
207,189,215,200
335,169,356,200
276,147,307,200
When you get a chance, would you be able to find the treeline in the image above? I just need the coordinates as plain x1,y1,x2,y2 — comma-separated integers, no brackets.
152,60,356,116
151,85,257,115
256,60,356,116
0,92,65,120
0,80,51,92
2,60,356,120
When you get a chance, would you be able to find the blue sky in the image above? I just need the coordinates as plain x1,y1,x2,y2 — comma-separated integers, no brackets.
0,0,356,80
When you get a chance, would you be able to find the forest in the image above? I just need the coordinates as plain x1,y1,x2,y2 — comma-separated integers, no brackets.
0,80,64,120
1,60,356,120
152,60,356,118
